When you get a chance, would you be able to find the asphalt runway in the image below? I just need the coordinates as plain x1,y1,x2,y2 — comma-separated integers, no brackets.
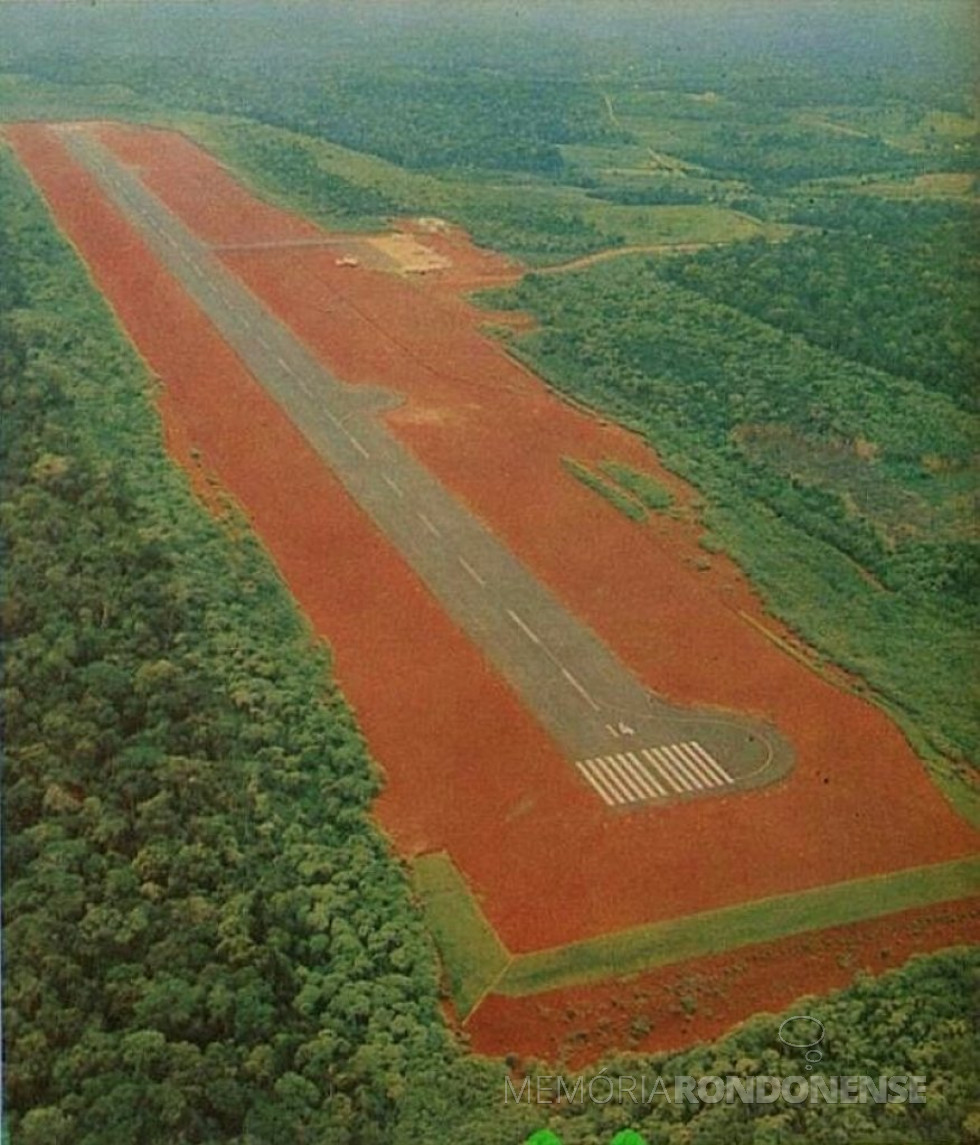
61,126,794,809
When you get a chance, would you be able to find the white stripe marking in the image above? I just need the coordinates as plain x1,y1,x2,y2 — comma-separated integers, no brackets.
417,511,440,538
596,757,637,803
649,746,691,792
606,724,620,738
346,433,370,459
382,474,404,497
628,752,667,797
561,668,600,711
457,556,485,586
663,744,704,790
689,741,735,785
641,748,682,793
585,759,626,805
675,742,718,788
608,754,649,802
616,753,659,800
577,761,616,807
506,609,541,645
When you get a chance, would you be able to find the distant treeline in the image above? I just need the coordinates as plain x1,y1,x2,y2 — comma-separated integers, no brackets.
14,52,622,177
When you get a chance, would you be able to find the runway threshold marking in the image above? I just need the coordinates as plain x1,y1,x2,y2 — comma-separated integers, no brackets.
609,754,649,801
675,742,718,787
592,758,632,803
642,747,682,793
651,747,690,792
690,740,735,784
663,744,704,791
626,751,667,797
575,761,617,807
576,742,734,806
613,754,653,799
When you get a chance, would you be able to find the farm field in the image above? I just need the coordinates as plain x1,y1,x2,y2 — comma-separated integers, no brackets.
6,119,976,1056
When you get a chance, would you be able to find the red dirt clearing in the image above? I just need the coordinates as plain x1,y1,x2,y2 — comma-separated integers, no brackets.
91,121,325,248
7,123,976,1033
396,217,524,292
74,124,978,926
471,897,980,1068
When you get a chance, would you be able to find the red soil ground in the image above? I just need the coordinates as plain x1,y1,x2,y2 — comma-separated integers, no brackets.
86,122,325,248
7,121,977,1055
87,124,977,903
469,896,980,1068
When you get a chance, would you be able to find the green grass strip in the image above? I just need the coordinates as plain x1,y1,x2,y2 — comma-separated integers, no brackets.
497,856,980,996
562,456,647,522
414,847,978,1012
412,852,511,1017
599,460,674,511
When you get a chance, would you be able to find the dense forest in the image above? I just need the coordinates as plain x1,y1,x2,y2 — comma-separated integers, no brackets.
657,211,979,411
0,0,975,188
2,1,976,265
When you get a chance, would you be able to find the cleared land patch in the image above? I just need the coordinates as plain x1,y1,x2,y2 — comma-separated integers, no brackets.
364,231,450,274
10,119,977,1060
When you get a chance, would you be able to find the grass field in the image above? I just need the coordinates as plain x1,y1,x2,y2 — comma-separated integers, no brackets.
413,852,980,1016
411,853,512,1017
854,172,979,199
